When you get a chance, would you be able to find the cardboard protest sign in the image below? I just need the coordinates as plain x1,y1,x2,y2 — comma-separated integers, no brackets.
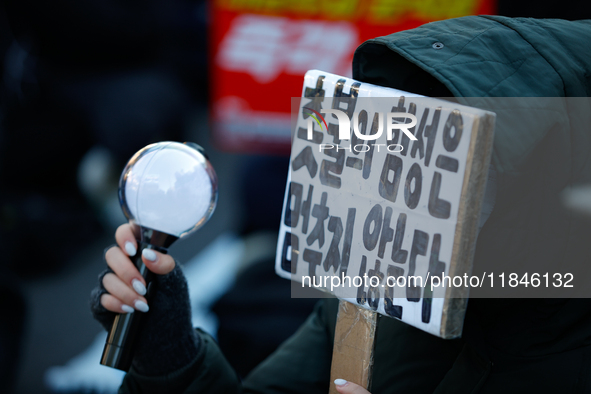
276,70,495,339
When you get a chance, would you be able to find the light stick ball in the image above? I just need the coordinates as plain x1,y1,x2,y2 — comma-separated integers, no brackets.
101,141,218,371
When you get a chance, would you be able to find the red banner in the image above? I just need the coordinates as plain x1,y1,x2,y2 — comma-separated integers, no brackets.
210,0,496,155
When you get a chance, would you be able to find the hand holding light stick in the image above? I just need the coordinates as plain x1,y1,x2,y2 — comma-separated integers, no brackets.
100,141,218,371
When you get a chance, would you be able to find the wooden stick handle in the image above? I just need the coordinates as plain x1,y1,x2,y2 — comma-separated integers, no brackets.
329,300,378,394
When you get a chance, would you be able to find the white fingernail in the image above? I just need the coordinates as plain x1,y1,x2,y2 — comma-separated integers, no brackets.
142,249,157,261
334,379,348,386
124,241,137,256
132,279,146,296
134,300,149,313
121,305,134,313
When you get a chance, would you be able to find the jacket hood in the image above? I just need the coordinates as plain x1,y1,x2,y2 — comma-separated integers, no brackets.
353,15,591,98
352,16,591,352
353,16,591,179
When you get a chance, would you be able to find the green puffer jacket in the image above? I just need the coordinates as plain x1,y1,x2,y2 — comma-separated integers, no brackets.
120,15,591,393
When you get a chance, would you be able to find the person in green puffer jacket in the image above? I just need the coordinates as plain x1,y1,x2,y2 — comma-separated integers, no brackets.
91,15,591,393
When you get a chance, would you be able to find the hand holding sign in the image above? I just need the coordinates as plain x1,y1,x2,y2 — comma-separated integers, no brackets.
334,379,372,394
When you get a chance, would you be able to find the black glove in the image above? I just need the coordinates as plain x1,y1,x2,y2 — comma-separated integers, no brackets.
90,259,200,376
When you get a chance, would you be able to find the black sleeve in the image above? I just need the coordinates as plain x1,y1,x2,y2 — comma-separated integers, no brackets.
242,300,334,394
119,300,336,394
120,329,242,394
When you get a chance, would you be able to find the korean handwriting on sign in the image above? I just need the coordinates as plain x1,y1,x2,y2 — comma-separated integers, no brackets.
356,203,447,323
288,74,468,324
283,182,356,278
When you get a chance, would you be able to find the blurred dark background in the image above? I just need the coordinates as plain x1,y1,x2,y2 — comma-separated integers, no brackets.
0,1,319,392
0,0,208,277
0,0,589,393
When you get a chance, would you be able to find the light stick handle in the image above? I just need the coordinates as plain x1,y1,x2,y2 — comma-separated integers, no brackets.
100,242,159,371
